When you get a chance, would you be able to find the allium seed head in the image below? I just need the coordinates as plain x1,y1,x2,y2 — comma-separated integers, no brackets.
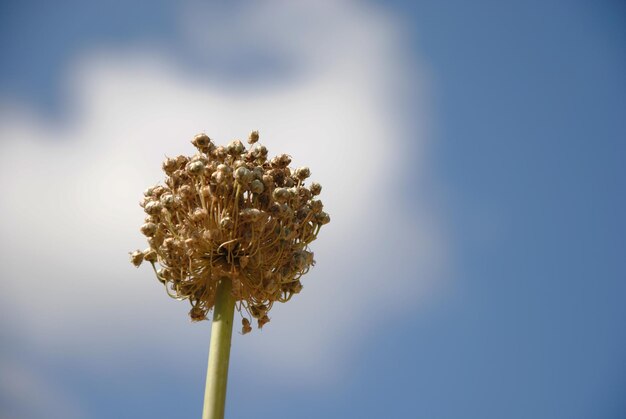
130,131,330,331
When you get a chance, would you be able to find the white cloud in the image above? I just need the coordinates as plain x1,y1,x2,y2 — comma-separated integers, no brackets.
0,0,445,386
0,359,85,419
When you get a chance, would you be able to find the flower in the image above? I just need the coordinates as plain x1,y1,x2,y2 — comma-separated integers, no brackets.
131,131,329,331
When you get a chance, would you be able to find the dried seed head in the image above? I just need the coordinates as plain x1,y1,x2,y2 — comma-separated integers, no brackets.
131,131,329,332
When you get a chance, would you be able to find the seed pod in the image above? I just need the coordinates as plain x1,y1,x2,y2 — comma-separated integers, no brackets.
162,158,178,175
226,139,245,155
316,211,330,225
191,208,209,222
252,166,264,179
283,177,295,187
160,193,177,209
273,187,291,203
257,315,270,329
294,167,311,181
140,222,158,237
220,217,233,230
309,182,322,196
178,185,193,199
248,130,259,144
242,318,252,334
192,133,212,151
213,146,227,161
250,179,264,194
189,306,207,322
255,145,268,161
234,166,253,185
290,280,303,294
144,186,157,197
176,155,189,169
270,154,291,169
143,248,158,263
310,199,324,214
240,208,261,223
130,250,144,267
144,201,163,215
187,160,205,175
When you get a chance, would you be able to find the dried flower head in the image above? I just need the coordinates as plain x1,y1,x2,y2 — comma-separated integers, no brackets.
131,131,329,331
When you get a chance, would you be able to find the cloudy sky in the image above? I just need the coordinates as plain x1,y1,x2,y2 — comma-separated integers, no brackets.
0,1,624,418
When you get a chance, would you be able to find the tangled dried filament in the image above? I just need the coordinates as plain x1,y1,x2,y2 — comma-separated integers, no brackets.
130,131,330,332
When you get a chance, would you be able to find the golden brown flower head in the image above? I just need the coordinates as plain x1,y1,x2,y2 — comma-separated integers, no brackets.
131,131,329,331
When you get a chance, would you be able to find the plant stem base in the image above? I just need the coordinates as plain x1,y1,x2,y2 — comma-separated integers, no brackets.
202,278,236,419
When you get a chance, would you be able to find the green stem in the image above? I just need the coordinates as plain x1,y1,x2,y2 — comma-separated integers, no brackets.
202,278,236,419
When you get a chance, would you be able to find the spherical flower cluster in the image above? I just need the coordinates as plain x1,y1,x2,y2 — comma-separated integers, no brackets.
130,131,329,332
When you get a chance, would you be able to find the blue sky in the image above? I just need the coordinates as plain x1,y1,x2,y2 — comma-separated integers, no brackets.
0,1,624,418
